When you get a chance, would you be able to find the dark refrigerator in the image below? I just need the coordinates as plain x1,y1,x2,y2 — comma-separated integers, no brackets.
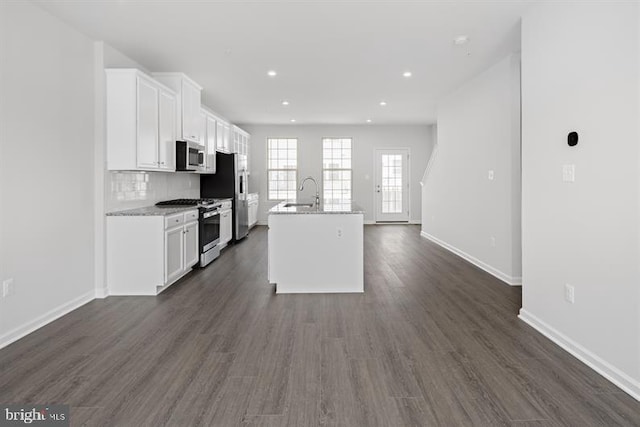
200,152,249,242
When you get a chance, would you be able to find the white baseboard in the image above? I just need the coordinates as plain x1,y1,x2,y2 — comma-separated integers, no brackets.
0,290,95,350
409,220,422,225
519,309,640,401
95,287,108,299
420,231,521,286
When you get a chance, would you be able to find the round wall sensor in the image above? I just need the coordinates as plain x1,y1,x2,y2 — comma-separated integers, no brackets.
568,131,578,147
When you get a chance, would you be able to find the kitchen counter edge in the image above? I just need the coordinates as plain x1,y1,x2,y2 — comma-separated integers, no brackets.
269,201,364,215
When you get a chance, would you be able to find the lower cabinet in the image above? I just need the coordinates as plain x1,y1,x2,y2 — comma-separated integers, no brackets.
248,193,259,229
219,208,233,248
107,210,199,295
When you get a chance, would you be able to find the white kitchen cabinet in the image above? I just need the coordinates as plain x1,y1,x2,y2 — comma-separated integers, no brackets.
158,89,176,170
248,193,259,229
232,125,251,172
184,221,199,267
198,110,207,147
107,210,199,295
224,124,232,153
216,120,232,154
219,205,233,248
136,76,159,169
164,225,184,284
205,113,217,173
153,73,203,144
106,69,177,171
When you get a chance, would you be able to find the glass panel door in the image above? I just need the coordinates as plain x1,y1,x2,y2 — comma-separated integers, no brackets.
375,149,410,222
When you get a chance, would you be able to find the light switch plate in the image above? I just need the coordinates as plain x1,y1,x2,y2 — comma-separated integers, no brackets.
562,164,575,182
488,170,494,181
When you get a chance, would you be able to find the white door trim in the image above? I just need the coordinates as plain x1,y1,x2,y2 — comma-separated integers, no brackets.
374,148,411,222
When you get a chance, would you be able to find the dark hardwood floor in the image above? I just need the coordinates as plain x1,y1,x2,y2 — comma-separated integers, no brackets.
1,225,639,426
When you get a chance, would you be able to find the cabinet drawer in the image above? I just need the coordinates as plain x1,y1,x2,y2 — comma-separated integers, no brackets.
165,213,184,229
184,210,199,223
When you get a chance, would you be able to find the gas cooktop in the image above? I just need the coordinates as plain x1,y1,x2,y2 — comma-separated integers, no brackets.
156,198,221,208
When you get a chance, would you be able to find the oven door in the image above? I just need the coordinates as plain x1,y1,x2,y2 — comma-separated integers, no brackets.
200,209,220,252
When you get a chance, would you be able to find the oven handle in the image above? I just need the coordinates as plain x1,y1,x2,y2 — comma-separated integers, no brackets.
203,210,220,219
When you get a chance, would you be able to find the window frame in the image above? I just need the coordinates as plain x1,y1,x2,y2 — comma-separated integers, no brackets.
266,137,298,201
321,137,353,206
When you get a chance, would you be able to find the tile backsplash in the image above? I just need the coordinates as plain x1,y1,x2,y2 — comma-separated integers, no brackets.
107,171,200,212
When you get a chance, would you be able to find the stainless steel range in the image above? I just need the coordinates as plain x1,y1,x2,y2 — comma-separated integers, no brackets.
156,198,223,267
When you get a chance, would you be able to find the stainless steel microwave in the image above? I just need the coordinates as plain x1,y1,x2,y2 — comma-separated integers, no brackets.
176,141,205,172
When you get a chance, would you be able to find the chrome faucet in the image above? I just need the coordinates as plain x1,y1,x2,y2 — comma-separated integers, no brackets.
299,176,320,207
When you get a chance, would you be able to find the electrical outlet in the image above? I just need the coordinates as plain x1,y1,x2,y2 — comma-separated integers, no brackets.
564,283,575,304
3,278,14,298
337,228,343,238
488,170,495,181
490,236,496,247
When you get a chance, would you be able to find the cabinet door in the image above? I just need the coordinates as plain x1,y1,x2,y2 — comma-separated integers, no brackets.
248,202,257,227
216,121,225,153
206,116,217,172
224,124,231,153
158,90,176,170
181,81,200,143
199,111,207,146
136,76,159,169
165,226,184,284
234,131,240,154
184,221,199,268
221,210,232,244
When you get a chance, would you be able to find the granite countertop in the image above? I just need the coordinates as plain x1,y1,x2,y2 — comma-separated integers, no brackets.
269,200,364,215
106,205,200,217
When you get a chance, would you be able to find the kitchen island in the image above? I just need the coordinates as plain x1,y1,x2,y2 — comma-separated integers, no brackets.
268,201,364,294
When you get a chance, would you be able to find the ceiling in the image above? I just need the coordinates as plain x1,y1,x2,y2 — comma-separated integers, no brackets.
33,0,530,125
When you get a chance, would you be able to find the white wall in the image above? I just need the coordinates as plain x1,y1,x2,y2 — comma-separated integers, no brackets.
0,2,96,346
421,54,522,285
243,125,434,224
520,2,640,398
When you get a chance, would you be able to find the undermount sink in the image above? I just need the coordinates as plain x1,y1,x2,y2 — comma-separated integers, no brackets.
283,202,314,208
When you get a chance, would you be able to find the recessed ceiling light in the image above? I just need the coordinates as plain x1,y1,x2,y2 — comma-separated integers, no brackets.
366,119,372,123
267,70,277,77
403,71,412,78
453,35,469,45
379,101,387,107
282,100,290,106
290,119,296,123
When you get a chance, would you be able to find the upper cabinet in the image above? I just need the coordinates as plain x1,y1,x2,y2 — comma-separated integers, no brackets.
201,108,217,174
233,125,251,173
153,73,203,145
106,68,246,174
106,69,177,171
215,120,232,154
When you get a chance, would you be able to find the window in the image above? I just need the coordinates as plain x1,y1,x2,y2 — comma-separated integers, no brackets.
322,138,352,206
267,138,298,200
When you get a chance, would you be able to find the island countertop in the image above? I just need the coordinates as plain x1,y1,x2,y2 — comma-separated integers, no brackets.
269,201,364,215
